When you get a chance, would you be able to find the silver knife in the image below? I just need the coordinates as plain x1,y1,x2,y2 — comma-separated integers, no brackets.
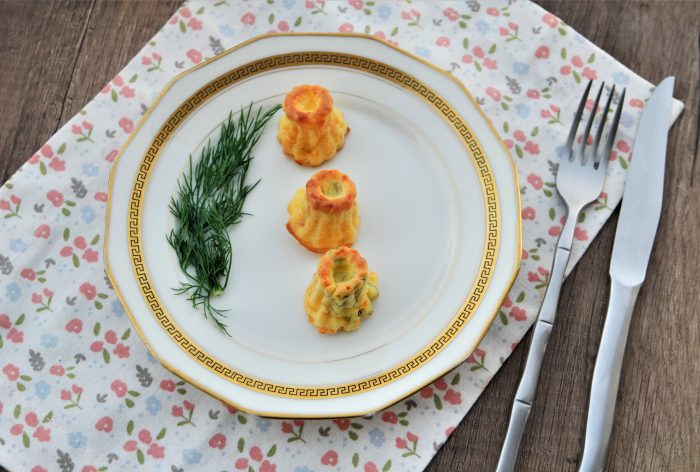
578,76,675,472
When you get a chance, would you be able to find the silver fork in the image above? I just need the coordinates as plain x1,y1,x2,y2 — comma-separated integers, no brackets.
496,80,625,472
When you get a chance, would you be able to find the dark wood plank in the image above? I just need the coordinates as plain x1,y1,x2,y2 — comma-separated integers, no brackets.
427,1,700,471
0,0,94,185
0,2,697,472
56,0,180,125
0,0,179,185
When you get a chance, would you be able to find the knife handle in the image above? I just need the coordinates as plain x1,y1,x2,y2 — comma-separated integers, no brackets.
579,278,640,472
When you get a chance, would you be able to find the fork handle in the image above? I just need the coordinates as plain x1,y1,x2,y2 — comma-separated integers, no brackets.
496,242,573,472
578,278,640,472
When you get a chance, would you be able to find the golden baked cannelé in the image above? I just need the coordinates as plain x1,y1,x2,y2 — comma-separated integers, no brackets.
304,246,379,334
286,169,359,253
278,85,349,166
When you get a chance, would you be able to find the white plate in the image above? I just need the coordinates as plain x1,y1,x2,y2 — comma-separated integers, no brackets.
105,33,521,418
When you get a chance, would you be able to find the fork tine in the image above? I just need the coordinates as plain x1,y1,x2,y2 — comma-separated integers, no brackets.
598,88,626,171
578,82,605,165
592,85,616,164
565,80,593,161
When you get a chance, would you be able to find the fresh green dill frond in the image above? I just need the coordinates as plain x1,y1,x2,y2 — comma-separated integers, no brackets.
167,102,281,335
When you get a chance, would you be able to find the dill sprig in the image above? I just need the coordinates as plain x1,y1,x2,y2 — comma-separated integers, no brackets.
167,103,281,335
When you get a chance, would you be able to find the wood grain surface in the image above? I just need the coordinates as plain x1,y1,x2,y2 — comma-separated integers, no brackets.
0,1,698,471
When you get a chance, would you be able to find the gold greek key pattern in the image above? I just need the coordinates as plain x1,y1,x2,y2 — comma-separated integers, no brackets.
128,51,499,398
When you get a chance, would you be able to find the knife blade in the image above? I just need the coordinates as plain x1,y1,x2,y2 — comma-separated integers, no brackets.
578,76,675,472
609,76,675,287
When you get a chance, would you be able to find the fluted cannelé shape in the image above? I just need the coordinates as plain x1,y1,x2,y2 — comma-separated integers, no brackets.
286,169,359,253
304,246,379,334
278,85,349,166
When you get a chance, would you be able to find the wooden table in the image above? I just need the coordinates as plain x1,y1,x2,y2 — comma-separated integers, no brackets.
1,1,697,470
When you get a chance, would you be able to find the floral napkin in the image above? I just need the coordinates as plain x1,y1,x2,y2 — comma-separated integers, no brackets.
0,1,682,471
